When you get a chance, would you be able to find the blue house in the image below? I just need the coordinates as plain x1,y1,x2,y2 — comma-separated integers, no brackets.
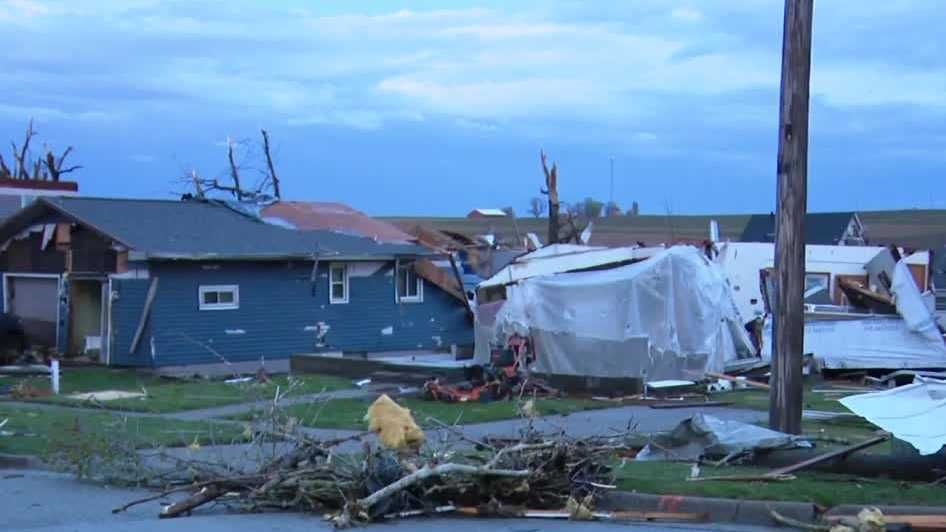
0,197,472,371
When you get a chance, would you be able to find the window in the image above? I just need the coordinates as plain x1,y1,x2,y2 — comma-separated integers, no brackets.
803,272,831,304
329,264,349,304
199,285,239,310
397,262,423,303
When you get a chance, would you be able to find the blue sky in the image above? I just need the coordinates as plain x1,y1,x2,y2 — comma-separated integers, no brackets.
1,0,944,215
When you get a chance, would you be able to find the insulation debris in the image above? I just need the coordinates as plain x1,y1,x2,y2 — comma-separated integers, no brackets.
69,390,147,401
364,394,425,450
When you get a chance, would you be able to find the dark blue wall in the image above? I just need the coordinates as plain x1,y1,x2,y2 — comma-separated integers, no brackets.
109,260,472,367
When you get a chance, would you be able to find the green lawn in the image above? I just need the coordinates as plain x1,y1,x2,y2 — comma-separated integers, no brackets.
0,367,353,413
716,386,850,413
616,461,946,507
0,403,247,456
236,396,609,430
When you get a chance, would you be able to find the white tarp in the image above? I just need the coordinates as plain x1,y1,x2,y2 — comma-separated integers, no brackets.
760,258,946,369
492,246,754,379
840,377,946,455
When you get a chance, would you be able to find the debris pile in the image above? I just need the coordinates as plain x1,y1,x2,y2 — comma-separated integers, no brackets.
108,394,620,527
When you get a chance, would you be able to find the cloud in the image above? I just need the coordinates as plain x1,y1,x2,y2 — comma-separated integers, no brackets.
670,7,703,22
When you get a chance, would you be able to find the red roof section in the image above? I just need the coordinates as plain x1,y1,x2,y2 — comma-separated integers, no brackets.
261,201,415,244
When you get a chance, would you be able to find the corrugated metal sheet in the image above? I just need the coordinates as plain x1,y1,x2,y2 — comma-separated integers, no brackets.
262,202,414,244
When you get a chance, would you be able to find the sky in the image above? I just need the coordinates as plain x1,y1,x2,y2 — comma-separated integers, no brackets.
1,0,944,216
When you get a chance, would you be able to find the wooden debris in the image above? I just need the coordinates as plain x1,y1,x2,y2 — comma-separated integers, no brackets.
705,371,770,390
763,435,888,477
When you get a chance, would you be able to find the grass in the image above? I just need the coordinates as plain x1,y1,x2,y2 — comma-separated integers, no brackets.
0,367,353,413
0,403,247,456
716,385,850,413
615,461,946,507
235,396,609,430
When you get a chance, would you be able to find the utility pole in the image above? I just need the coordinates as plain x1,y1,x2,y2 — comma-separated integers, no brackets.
770,0,813,434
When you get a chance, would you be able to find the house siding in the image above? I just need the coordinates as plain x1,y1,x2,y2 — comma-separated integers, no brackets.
113,260,471,367
109,277,154,366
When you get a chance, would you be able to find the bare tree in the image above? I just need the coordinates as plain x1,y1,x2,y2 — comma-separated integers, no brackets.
185,129,283,203
0,119,81,181
540,150,560,244
528,196,545,218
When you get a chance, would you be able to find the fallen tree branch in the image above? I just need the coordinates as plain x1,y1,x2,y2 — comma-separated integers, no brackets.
358,463,530,510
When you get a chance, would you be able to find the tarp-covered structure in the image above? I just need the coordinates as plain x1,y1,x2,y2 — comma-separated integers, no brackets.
477,246,755,380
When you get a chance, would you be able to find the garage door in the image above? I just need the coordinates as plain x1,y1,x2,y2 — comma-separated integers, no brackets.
7,276,59,347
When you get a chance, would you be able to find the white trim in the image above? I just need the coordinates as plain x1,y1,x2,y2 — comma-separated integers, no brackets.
198,284,239,311
329,263,349,304
396,263,424,303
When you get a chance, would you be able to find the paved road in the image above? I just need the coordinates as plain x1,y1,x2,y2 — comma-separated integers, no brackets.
148,404,766,473
2,469,776,532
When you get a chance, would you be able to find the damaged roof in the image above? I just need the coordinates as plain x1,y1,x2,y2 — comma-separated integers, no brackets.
741,212,860,245
260,201,414,243
0,196,430,260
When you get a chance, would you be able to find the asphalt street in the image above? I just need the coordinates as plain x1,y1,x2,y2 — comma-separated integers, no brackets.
1,469,778,532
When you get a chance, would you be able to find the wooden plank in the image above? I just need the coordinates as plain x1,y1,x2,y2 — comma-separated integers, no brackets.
128,276,159,355
771,0,813,435
764,435,888,477
447,253,473,315
705,371,770,390
414,258,466,304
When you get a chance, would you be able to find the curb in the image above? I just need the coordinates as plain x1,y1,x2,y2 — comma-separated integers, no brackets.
0,452,46,470
827,504,946,516
601,491,817,527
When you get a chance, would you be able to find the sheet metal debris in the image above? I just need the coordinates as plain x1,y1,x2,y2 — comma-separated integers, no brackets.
636,413,811,461
840,376,946,455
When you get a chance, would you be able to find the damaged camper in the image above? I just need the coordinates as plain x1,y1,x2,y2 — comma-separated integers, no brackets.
473,245,756,389
715,242,946,370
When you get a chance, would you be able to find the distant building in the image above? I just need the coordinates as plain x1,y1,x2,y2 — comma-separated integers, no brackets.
740,212,865,246
0,178,79,221
466,208,508,219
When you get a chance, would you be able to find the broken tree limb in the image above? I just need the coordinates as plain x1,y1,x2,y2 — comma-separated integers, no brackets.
825,515,946,532
357,463,530,510
260,129,280,200
764,435,888,477
160,484,225,518
129,276,159,354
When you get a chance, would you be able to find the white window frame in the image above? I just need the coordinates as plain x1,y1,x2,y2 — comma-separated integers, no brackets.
198,284,239,311
329,263,349,304
396,262,424,303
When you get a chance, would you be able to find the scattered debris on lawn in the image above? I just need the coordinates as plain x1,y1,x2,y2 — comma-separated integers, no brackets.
636,413,812,462
840,376,946,456
68,390,147,402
